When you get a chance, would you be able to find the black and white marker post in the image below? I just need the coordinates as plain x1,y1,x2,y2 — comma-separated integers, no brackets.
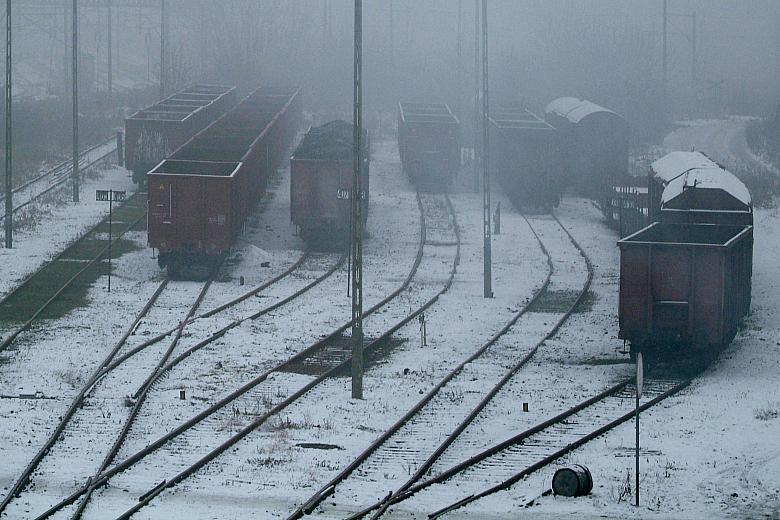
96,189,125,292
635,351,643,507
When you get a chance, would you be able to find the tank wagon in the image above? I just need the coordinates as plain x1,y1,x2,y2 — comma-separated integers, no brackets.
545,97,629,198
124,84,237,185
147,87,301,278
290,120,370,244
397,102,459,190
488,108,561,211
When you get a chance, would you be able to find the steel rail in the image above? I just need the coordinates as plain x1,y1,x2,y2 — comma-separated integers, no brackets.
0,137,117,222
0,189,139,315
337,213,595,520
287,209,556,520
73,253,343,519
0,276,168,514
0,137,114,202
97,251,314,373
0,195,147,353
32,192,432,519
70,272,219,520
111,192,460,520
426,378,691,518
0,250,318,517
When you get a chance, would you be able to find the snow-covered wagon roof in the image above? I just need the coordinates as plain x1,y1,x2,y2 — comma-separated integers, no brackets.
661,167,752,209
544,97,624,124
651,151,718,184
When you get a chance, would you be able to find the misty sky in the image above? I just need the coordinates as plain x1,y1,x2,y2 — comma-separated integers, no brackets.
6,1,780,139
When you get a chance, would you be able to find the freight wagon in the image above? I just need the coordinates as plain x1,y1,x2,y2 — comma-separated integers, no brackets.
147,87,301,278
290,120,370,245
488,108,561,211
124,84,237,185
545,97,629,198
397,102,459,190
618,222,752,357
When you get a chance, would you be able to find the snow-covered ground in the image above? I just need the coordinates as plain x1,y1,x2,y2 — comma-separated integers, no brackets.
1,118,779,520
0,161,133,299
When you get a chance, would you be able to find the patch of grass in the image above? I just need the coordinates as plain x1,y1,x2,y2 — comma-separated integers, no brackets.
528,289,598,314
0,237,141,324
573,357,633,366
754,404,779,421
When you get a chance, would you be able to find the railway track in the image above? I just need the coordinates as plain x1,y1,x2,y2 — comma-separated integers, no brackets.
24,191,458,519
0,137,118,223
0,250,347,519
413,376,690,518
0,191,147,353
286,212,593,520
333,219,693,520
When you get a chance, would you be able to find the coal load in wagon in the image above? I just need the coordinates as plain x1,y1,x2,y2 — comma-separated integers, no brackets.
295,120,366,161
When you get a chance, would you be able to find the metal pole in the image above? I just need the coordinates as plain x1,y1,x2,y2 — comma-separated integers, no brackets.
472,0,479,193
635,389,640,506
108,190,112,292
691,12,697,88
4,0,11,248
481,0,492,298
72,0,79,203
389,0,393,70
64,5,69,89
662,0,668,114
159,0,165,98
635,351,643,507
457,0,462,120
351,0,364,400
107,0,112,99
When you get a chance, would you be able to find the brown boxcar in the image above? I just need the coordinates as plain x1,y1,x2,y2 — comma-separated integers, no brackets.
618,222,752,356
397,102,459,191
124,84,236,185
545,97,629,198
147,87,301,278
488,108,561,211
290,121,370,244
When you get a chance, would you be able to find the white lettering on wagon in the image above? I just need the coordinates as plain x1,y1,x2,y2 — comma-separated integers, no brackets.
208,214,226,226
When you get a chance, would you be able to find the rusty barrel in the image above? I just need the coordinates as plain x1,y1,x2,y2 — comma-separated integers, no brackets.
552,464,593,497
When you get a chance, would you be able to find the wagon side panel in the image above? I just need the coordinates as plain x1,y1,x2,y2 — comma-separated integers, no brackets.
618,245,651,343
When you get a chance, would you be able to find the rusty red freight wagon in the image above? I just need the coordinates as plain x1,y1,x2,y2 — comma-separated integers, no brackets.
124,84,237,185
147,87,301,278
618,222,752,357
290,121,370,244
397,102,459,191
